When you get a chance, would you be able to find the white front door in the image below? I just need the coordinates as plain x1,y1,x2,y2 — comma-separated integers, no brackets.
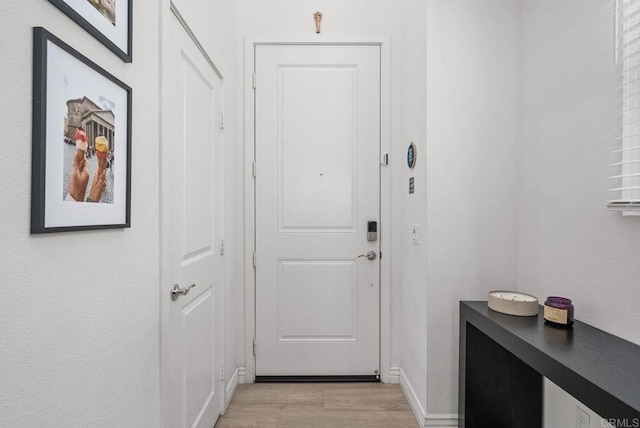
255,44,381,378
161,9,224,428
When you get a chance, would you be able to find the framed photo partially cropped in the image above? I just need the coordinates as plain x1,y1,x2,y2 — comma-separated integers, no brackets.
31,27,132,233
47,0,132,62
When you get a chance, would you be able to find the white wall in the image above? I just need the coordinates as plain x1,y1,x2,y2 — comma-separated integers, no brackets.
234,0,404,380
519,0,640,346
425,0,520,418
400,0,428,422
0,2,160,427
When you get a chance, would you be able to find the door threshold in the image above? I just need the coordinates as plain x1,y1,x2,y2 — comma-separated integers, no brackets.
255,375,380,383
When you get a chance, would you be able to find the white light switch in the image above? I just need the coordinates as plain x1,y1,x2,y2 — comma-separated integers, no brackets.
412,224,420,244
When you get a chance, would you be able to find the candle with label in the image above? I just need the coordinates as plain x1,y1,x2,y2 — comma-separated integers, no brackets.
543,296,574,327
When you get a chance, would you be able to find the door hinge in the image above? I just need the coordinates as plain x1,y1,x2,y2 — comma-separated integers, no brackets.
253,338,257,356
252,161,256,178
252,250,256,268
219,112,225,130
381,153,389,166
220,239,225,256
252,73,256,89
221,363,224,381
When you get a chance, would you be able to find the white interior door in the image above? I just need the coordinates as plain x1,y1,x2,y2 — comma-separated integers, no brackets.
161,9,224,428
255,44,381,378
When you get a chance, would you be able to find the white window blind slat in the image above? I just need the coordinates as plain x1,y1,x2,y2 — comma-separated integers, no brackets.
610,144,640,152
623,29,640,45
609,172,640,179
620,62,640,73
620,109,640,118
609,158,640,166
610,133,640,142
623,49,640,61
608,186,640,191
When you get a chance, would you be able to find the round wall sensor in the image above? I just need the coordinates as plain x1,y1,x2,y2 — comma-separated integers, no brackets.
407,143,417,168
488,291,539,317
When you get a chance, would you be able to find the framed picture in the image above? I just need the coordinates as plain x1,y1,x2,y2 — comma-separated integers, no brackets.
31,27,132,233
47,0,132,62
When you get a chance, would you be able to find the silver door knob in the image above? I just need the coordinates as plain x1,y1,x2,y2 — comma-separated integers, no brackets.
171,283,196,301
358,251,377,261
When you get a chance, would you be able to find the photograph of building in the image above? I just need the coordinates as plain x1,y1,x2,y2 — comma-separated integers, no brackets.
65,96,115,151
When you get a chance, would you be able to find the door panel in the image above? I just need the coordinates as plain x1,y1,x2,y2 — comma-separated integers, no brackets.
183,291,214,424
278,260,358,341
278,65,358,230
163,10,223,428
255,45,381,377
183,55,214,258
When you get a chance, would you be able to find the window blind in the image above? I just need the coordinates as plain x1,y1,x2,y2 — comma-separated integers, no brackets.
609,0,640,210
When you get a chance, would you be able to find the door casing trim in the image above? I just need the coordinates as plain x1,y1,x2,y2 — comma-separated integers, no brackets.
243,34,392,383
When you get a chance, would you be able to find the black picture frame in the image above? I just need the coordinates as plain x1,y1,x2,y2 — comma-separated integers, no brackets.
47,0,132,62
31,27,132,233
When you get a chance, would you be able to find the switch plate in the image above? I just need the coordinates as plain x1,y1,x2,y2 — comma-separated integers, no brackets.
412,224,420,244
575,406,590,428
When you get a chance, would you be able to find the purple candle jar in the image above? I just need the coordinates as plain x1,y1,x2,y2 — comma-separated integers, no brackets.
544,296,574,327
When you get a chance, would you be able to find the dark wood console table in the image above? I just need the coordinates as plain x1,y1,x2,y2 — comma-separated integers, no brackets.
459,301,640,427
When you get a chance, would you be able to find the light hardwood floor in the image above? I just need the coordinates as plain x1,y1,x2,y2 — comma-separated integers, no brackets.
215,383,419,428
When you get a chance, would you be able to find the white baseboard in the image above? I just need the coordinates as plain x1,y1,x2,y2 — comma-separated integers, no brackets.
399,368,458,428
425,413,458,427
238,366,246,384
388,366,401,384
225,367,239,411
399,368,427,428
